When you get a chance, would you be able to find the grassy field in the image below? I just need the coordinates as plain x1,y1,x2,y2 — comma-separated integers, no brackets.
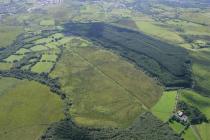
182,127,197,140
169,121,184,134
0,62,12,70
15,48,31,55
31,45,48,52
40,19,55,26
135,20,184,44
196,123,210,140
31,62,54,73
4,55,25,63
40,54,58,62
0,25,23,48
179,89,210,119
0,77,64,140
51,42,163,128
151,91,177,121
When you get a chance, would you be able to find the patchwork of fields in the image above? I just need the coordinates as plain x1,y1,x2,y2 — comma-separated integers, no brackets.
0,0,210,139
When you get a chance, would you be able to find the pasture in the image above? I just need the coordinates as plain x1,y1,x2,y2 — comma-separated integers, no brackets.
4,55,25,63
40,19,55,26
0,62,12,70
51,42,163,128
31,62,54,74
0,78,64,140
40,54,58,62
196,123,210,140
31,45,48,52
169,121,184,134
15,48,30,55
151,91,177,121
0,25,23,48
182,127,197,140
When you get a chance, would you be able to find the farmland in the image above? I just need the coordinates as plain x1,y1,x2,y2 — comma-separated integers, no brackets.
151,91,177,121
0,0,210,139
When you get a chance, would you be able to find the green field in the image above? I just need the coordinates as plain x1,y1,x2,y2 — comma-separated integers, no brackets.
0,77,64,140
15,48,31,55
31,45,48,52
31,62,54,73
0,62,12,70
4,55,25,63
169,121,184,134
151,91,177,121
0,25,23,48
182,127,197,140
196,123,210,140
40,54,58,62
51,42,163,128
40,19,55,26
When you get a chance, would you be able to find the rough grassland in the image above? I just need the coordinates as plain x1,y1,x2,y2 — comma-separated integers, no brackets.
151,91,177,121
0,77,64,140
0,25,22,48
51,43,162,128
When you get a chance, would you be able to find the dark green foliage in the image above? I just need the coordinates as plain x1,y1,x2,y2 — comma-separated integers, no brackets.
177,101,208,125
41,113,181,140
63,22,192,87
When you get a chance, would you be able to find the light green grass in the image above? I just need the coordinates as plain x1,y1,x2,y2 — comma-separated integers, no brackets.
40,19,55,26
169,121,184,134
15,48,31,55
0,78,64,140
182,127,197,140
40,54,58,62
180,89,210,119
51,43,162,128
0,62,12,70
34,38,52,44
49,33,64,39
151,91,177,121
31,62,54,73
196,123,210,140
4,55,25,63
31,45,48,52
135,20,184,43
